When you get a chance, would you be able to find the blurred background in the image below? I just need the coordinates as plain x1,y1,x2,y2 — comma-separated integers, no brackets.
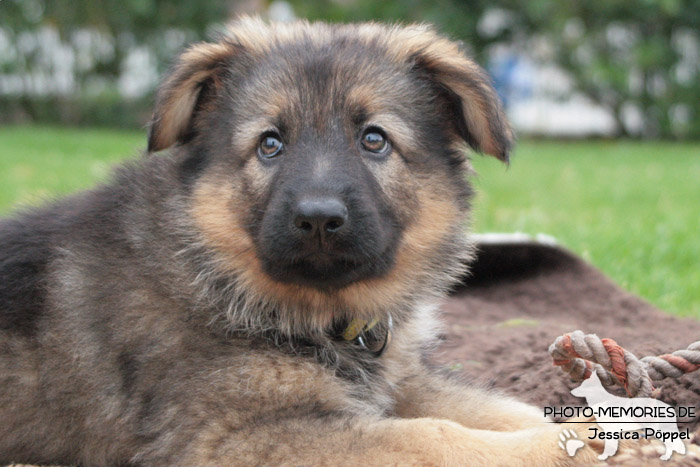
0,0,699,317
3,0,700,136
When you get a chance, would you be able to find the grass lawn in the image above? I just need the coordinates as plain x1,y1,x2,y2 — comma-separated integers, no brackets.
1,125,699,319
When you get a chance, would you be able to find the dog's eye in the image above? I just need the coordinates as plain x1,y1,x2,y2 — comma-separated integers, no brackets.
361,128,389,154
258,134,284,159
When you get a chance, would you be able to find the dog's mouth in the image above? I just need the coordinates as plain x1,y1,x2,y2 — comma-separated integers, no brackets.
261,253,371,290
298,251,346,265
259,246,396,290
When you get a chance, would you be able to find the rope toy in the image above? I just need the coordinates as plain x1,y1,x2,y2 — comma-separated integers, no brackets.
549,330,700,398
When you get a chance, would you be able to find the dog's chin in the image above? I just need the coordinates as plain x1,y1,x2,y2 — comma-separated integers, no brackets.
260,252,391,291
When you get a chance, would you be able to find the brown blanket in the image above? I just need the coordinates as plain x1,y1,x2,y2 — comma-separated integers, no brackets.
438,239,700,432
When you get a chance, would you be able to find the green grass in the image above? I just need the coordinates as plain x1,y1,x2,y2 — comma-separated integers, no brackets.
1,125,699,318
471,140,700,319
0,126,144,209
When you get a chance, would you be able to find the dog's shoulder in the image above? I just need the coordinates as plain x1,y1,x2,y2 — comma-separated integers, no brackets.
0,160,164,336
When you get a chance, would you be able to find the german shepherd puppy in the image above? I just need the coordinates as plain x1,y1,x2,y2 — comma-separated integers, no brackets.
0,18,604,465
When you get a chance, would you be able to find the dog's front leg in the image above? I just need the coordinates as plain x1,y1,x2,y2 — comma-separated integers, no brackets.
393,369,546,432
174,414,601,466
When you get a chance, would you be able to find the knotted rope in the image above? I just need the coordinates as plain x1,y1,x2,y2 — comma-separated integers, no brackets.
549,330,700,398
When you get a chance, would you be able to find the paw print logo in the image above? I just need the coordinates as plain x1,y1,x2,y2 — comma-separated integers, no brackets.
558,429,585,457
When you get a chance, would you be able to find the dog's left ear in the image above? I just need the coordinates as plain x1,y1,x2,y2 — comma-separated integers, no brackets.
399,28,513,162
148,42,236,153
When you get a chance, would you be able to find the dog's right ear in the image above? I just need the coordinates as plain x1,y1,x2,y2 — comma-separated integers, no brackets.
147,42,236,153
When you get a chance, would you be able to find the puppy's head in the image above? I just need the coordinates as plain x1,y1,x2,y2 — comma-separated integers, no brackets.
149,18,512,332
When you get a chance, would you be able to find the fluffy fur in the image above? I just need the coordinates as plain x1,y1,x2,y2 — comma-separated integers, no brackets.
0,17,605,465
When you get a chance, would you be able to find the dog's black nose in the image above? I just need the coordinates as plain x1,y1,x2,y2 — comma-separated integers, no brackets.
293,198,348,238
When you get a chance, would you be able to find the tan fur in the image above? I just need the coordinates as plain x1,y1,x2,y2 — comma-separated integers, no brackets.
181,417,604,466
